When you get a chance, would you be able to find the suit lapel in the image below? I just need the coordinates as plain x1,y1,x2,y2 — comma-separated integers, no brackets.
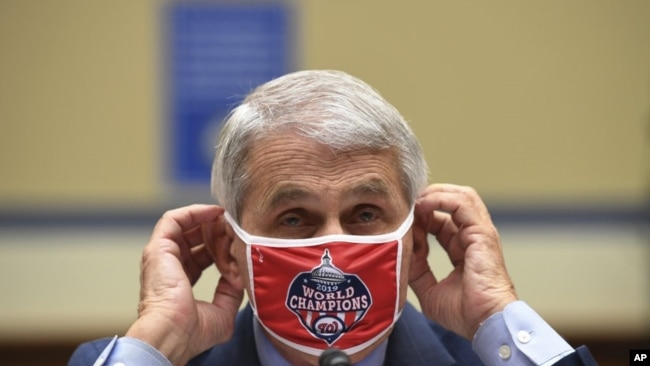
384,303,458,366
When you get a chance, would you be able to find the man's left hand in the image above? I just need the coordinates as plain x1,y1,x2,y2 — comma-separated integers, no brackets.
409,184,518,339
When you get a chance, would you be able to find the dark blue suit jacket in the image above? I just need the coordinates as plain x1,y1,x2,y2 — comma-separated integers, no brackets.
69,303,597,365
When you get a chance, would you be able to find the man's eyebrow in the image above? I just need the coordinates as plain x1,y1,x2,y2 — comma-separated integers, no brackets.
348,178,392,199
266,186,316,210
265,179,392,211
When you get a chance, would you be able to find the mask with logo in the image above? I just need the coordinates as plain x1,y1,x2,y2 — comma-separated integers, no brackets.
224,208,414,357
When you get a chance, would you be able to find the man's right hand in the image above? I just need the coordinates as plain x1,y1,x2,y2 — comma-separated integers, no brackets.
125,204,244,366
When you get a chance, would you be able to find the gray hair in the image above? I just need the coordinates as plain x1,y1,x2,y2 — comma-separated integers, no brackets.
211,70,428,220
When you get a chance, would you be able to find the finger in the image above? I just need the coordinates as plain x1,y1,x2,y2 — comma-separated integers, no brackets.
139,237,191,298
181,225,206,248
417,189,484,268
417,184,492,229
184,244,216,286
201,214,226,261
416,199,463,254
430,212,469,267
425,210,458,250
152,205,225,246
419,185,504,269
156,205,222,272
190,244,216,270
145,206,224,286
428,211,466,266
181,215,229,285
173,227,208,283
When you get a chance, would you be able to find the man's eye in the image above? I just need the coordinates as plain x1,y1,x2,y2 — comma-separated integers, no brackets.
358,211,376,223
282,216,301,227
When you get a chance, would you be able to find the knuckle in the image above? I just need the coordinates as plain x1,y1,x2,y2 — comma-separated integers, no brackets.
459,185,478,197
143,238,176,259
486,225,499,239
161,208,178,221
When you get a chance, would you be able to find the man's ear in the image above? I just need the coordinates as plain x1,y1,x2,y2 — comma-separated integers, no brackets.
411,207,431,262
408,204,433,284
205,214,244,291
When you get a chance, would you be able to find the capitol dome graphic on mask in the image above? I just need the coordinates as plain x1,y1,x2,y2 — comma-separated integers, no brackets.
286,247,372,345
310,249,345,285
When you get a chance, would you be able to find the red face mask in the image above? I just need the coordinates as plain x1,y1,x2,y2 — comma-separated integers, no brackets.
225,209,414,356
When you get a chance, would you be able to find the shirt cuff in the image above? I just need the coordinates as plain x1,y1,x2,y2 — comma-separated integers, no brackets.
472,301,575,366
92,336,172,366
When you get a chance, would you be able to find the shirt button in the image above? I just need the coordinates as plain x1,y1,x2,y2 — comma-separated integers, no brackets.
498,344,512,360
517,330,531,344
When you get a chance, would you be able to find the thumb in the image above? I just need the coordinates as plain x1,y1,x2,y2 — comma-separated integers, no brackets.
409,260,438,303
205,276,245,344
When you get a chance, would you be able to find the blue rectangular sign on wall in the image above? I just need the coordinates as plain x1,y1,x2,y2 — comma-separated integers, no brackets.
167,2,292,183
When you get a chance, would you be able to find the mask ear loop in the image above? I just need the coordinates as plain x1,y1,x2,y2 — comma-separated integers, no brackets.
224,212,253,244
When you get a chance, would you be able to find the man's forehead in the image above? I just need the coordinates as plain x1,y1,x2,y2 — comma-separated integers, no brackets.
240,135,407,215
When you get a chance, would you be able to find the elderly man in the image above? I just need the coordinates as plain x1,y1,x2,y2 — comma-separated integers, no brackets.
70,70,596,365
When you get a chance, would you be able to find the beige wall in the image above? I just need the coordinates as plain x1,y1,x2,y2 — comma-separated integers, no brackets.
0,0,648,343
1,1,648,207
299,1,649,206
0,1,161,208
